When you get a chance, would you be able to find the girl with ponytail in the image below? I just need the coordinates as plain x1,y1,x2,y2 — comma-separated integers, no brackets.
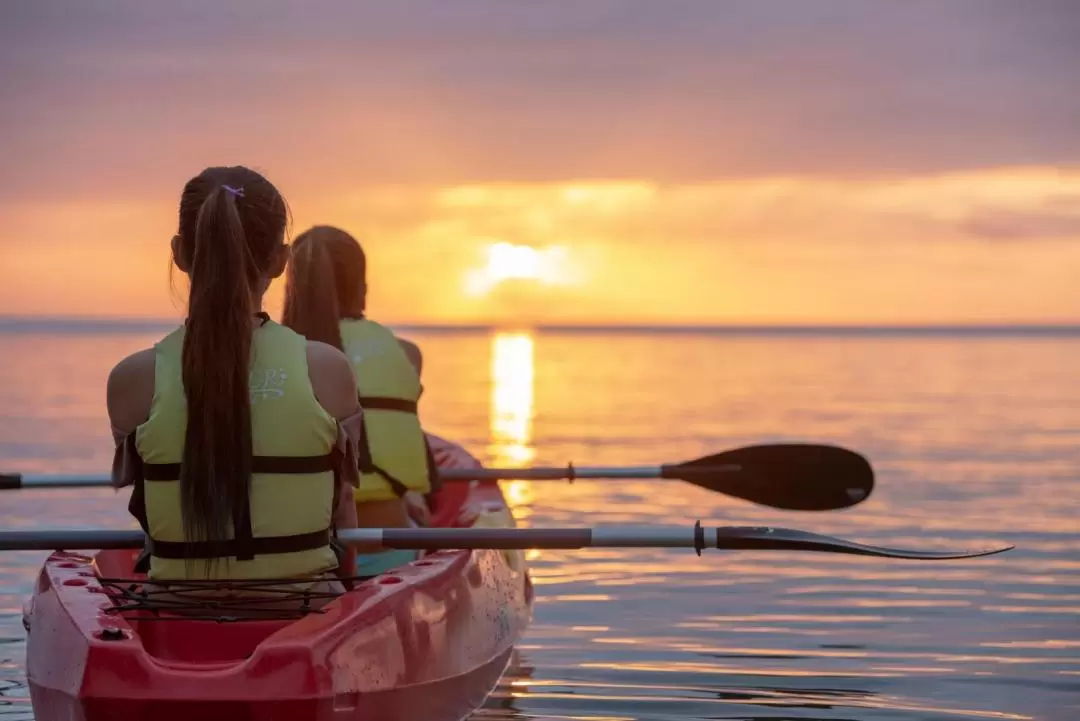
107,167,362,592
283,226,435,578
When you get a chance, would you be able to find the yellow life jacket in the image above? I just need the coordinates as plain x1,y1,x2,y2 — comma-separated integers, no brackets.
339,318,434,503
135,318,341,581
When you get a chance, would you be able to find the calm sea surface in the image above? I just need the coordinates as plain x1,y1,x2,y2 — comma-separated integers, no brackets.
1,326,1077,720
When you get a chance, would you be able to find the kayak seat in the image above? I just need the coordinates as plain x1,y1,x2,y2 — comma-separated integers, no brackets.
131,617,291,664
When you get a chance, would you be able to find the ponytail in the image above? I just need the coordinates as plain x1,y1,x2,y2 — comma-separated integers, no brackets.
282,236,345,350
180,186,255,564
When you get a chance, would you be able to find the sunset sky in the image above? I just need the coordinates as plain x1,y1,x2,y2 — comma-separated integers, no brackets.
1,1,1078,325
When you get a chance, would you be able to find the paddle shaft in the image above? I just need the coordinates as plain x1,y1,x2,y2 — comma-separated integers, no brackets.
3,465,727,490
1,443,874,511
0,525,1013,559
0,527,715,551
0,527,658,551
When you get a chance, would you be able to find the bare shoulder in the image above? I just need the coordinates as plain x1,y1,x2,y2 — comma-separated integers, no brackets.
306,340,359,420
106,348,156,434
305,340,352,375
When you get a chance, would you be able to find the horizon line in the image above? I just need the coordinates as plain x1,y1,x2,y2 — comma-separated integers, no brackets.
1,315,1079,337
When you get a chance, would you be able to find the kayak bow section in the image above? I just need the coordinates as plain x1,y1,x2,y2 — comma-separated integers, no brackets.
23,480,534,721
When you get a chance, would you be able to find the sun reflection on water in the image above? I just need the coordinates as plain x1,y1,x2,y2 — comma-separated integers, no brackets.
489,331,536,513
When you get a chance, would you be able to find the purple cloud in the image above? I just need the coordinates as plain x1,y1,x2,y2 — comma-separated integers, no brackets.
961,196,1080,241
0,0,1078,202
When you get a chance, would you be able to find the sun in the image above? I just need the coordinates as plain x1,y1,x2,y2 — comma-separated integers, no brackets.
464,241,569,296
487,242,542,283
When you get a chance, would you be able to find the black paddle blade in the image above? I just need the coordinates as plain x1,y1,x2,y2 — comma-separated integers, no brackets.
712,525,1014,559
665,443,874,511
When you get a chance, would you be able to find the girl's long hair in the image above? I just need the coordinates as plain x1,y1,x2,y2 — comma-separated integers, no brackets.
174,167,286,561
282,225,366,351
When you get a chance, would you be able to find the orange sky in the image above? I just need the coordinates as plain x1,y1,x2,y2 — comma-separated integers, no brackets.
1,2,1078,325
3,168,1079,325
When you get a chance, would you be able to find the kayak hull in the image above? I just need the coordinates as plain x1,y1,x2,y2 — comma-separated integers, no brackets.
30,649,512,721
24,479,532,721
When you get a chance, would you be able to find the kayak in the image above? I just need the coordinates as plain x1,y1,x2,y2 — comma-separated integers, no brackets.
23,461,533,720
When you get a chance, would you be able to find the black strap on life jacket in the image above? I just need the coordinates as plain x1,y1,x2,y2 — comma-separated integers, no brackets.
354,427,411,498
422,434,442,507
142,455,336,480
357,396,418,414
135,453,339,565
147,529,331,559
355,394,439,501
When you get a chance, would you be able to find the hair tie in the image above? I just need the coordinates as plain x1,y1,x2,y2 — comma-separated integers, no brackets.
222,185,245,198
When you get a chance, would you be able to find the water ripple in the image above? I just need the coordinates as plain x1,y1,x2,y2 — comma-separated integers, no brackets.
2,332,1078,720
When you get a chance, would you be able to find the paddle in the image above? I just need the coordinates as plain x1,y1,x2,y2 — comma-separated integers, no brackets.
0,443,873,511
0,524,1011,559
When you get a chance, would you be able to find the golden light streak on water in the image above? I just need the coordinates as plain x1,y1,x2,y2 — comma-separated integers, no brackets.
489,331,537,515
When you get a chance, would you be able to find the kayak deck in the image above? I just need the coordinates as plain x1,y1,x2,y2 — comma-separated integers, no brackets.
24,478,533,721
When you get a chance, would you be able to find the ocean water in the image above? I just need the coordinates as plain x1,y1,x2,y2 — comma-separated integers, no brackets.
0,325,1077,720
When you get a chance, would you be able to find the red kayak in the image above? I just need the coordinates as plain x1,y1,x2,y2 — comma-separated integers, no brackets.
23,468,533,720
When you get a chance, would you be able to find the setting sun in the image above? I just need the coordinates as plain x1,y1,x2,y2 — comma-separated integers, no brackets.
464,241,571,297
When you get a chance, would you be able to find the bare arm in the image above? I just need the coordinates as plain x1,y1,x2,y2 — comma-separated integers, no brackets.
106,348,156,437
306,341,361,530
307,340,360,420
